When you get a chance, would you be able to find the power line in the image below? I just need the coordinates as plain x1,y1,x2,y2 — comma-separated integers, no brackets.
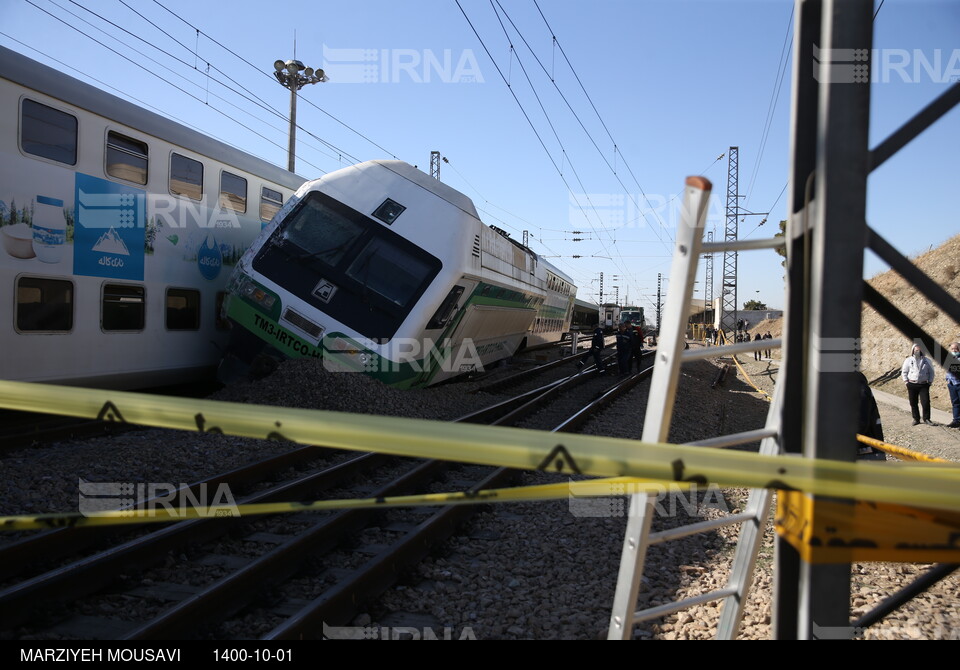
531,0,671,244
745,4,794,206
473,1,638,284
21,0,330,176
455,0,616,279
150,0,402,161
495,0,672,251
44,0,345,169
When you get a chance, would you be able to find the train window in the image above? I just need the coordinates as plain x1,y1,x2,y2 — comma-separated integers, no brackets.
16,277,73,331
106,131,148,184
260,186,283,222
220,171,247,213
21,99,77,165
345,237,433,307
102,284,145,331
166,288,200,330
372,198,405,225
170,153,203,200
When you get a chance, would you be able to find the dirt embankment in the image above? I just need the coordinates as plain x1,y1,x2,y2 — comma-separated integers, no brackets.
745,234,960,412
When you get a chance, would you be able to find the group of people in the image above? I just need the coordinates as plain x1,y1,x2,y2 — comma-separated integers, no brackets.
701,326,773,359
615,322,644,374
901,341,960,428
587,322,643,375
753,332,773,361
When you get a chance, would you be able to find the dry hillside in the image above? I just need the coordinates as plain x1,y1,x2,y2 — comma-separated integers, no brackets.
746,234,960,411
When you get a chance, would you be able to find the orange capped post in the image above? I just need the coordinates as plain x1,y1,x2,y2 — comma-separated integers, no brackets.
685,175,712,191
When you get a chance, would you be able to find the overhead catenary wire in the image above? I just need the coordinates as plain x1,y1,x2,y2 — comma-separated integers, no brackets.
744,4,794,208
20,0,328,176
29,0,342,172
149,0,402,163
61,0,353,167
455,0,624,280
531,0,672,243
110,0,364,166
495,0,672,252
54,0,342,168
467,1,642,286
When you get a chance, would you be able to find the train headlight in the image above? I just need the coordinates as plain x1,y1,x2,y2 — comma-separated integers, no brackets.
238,277,277,310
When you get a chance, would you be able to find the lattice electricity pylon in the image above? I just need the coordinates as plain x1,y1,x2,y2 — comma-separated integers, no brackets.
720,147,739,334
704,230,714,325
430,151,440,180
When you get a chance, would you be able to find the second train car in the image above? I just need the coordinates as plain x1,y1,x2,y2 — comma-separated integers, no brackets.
220,160,577,387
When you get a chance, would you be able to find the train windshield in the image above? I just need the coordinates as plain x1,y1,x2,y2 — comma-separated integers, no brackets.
346,237,434,307
282,198,364,267
254,191,441,341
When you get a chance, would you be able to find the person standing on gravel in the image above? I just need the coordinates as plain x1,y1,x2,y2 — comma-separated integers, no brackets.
616,323,632,375
630,323,643,371
901,343,935,426
946,342,960,428
590,327,606,374
753,333,763,361
763,331,773,359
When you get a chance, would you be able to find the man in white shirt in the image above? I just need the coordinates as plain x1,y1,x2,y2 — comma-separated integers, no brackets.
901,343,935,426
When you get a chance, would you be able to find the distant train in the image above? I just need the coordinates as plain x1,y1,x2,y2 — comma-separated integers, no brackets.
0,46,305,388
601,303,621,332
219,160,578,387
570,298,599,333
620,305,645,328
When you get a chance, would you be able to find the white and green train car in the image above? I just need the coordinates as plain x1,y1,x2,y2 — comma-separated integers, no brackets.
221,160,576,387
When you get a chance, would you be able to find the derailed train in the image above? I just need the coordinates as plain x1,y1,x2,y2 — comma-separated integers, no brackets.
220,160,577,387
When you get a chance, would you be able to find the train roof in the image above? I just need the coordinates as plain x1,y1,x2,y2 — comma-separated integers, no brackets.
372,160,481,220
574,298,598,311
340,160,576,287
0,46,304,191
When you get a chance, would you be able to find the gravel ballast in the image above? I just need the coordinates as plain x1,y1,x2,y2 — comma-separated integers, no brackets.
1,346,956,640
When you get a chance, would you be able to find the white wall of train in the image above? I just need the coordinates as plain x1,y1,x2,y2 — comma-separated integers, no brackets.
0,47,304,388
221,160,576,388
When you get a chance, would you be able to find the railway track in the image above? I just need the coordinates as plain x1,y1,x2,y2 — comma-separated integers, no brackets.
0,383,221,453
1,349,661,640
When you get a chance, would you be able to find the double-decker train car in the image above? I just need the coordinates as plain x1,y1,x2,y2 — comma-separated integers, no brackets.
220,159,577,387
570,298,599,333
0,46,304,388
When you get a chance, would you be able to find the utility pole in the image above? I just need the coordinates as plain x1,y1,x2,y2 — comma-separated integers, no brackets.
704,229,714,325
721,147,739,334
430,151,441,180
656,272,662,330
273,59,327,173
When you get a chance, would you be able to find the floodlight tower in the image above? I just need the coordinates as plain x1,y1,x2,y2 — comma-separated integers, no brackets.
273,59,327,173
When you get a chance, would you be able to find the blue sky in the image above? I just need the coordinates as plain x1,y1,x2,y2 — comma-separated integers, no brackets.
2,0,957,315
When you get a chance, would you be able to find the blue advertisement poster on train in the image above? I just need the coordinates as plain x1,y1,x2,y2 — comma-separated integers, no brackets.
73,173,146,280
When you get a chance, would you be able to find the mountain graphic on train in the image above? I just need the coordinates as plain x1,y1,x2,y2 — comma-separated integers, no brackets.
219,160,577,388
1,46,304,389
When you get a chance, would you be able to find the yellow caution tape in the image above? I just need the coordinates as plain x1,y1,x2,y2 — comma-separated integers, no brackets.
0,476,694,531
714,330,772,400
857,434,952,463
776,491,960,563
1,380,960,523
